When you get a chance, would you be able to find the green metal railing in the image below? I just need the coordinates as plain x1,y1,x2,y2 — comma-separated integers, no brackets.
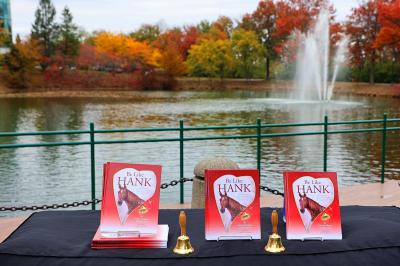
0,114,399,210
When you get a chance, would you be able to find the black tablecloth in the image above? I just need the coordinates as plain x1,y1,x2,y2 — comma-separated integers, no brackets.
0,206,399,266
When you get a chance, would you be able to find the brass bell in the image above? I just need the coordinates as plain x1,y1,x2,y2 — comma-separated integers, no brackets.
265,210,285,253
173,211,194,255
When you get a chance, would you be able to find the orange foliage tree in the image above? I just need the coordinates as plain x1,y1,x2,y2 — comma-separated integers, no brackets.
158,43,187,77
153,28,194,76
3,36,41,88
94,32,159,70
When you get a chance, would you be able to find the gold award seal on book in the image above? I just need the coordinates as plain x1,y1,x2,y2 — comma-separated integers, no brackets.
173,211,194,255
241,212,250,221
265,210,285,253
138,205,148,214
321,212,330,221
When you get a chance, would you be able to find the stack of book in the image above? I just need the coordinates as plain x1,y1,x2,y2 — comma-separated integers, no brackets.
92,162,168,249
91,225,169,249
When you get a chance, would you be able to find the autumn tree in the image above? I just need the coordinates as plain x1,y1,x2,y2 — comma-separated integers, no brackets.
0,21,11,65
31,0,58,66
94,32,159,70
240,0,277,80
240,0,327,80
57,6,80,60
3,35,41,88
346,0,380,84
0,20,11,48
180,26,201,59
231,29,264,79
154,26,200,57
158,44,187,76
186,39,234,78
375,0,400,82
198,23,229,41
213,16,234,38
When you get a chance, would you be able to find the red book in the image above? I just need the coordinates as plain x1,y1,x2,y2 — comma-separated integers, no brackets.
91,224,169,249
284,172,342,240
205,169,261,240
99,162,162,235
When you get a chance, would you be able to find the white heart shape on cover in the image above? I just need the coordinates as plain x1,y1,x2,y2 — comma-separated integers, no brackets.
213,174,255,232
113,168,156,224
292,176,334,231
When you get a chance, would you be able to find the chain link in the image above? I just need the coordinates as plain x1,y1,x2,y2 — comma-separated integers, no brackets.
260,185,285,197
0,178,283,211
0,199,102,212
160,177,193,189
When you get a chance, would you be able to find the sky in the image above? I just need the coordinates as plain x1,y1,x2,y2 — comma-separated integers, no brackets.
11,0,359,38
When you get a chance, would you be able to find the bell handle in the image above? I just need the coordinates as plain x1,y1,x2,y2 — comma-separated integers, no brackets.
271,210,278,234
179,211,187,236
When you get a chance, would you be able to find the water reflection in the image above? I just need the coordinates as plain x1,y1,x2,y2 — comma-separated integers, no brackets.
0,91,399,215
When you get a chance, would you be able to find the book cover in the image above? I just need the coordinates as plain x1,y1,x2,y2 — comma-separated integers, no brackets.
284,171,342,240
99,162,162,235
205,169,261,240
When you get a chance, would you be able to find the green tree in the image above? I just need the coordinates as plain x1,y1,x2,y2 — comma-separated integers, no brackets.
197,20,212,33
130,24,161,43
231,29,264,79
4,35,41,88
31,0,58,62
186,39,234,78
57,6,80,59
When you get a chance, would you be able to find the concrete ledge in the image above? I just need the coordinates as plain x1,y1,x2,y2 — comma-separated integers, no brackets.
1,180,399,243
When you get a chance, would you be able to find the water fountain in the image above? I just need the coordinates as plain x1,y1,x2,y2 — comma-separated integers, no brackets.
294,9,348,101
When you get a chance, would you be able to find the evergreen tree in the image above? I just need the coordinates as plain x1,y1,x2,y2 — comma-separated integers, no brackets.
31,0,58,61
58,6,80,58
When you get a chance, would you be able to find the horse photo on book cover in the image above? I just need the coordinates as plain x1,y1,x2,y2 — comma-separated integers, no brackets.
284,172,342,240
213,174,255,231
218,190,248,231
293,176,334,231
205,169,261,240
113,167,157,224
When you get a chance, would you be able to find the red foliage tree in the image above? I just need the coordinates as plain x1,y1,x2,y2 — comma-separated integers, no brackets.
346,0,382,84
375,0,400,82
240,0,329,80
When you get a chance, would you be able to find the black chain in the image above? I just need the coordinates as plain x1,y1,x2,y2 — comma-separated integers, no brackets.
0,199,102,212
0,178,283,211
160,177,193,189
260,185,285,197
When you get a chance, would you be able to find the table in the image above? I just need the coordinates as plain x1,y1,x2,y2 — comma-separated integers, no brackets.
0,206,399,266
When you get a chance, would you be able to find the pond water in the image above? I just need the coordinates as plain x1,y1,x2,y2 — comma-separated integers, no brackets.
0,90,399,214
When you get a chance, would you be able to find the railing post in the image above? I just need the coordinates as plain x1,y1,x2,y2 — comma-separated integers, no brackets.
256,118,261,173
179,120,184,204
381,113,387,183
90,123,96,210
323,115,328,172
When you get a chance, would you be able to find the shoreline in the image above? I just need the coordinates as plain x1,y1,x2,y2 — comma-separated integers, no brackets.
0,79,399,99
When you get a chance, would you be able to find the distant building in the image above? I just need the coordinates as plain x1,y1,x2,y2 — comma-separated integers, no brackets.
0,0,11,54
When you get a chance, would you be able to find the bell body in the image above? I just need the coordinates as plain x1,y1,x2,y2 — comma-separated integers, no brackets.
173,235,194,255
265,233,285,253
